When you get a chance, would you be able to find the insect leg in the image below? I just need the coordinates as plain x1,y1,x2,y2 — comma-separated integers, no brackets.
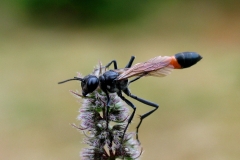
105,60,118,69
123,88,159,141
105,56,135,69
125,56,135,68
128,73,147,84
117,91,136,142
101,89,111,130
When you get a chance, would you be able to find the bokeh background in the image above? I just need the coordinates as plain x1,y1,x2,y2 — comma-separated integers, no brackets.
1,0,240,159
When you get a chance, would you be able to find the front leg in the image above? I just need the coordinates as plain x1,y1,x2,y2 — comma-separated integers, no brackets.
105,60,118,69
101,88,110,131
105,56,135,70
99,76,111,131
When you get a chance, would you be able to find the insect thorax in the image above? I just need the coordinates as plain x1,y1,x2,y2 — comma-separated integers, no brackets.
100,70,128,93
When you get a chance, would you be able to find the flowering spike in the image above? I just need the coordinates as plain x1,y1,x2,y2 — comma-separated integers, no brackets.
67,64,142,159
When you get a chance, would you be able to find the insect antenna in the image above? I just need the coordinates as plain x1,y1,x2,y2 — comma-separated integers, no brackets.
58,77,83,84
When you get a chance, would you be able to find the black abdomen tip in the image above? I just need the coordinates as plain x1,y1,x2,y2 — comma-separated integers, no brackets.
175,52,202,68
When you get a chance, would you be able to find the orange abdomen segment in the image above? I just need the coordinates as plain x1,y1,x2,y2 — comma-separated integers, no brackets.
170,56,182,69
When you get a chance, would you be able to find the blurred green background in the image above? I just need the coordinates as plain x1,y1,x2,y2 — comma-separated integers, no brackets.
1,0,240,159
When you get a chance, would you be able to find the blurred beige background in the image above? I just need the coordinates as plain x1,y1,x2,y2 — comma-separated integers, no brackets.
1,1,240,159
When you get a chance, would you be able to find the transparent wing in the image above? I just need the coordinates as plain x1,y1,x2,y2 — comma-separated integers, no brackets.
117,56,174,80
146,65,173,77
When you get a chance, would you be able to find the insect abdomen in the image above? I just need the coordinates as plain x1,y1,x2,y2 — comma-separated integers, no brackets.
173,52,202,69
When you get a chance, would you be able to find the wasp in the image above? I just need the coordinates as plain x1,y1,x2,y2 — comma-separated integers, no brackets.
58,52,202,141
